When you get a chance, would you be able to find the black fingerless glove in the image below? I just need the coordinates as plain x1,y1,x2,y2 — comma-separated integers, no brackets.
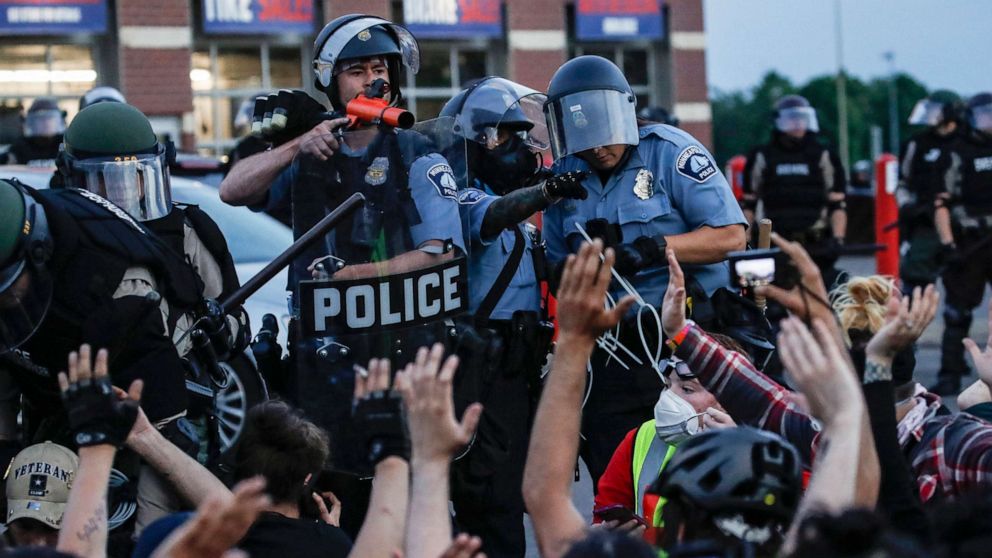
253,89,330,146
543,171,589,201
353,391,410,466
62,377,138,448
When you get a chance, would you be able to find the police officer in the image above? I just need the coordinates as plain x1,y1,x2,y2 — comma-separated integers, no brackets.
541,56,746,486
899,90,962,295
439,76,585,557
218,15,465,481
78,86,126,111
743,94,847,288
1,98,65,167
637,106,679,128
55,102,248,362
932,92,992,396
0,177,202,529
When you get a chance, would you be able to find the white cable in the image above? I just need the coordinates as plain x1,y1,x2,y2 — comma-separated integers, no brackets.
573,222,666,377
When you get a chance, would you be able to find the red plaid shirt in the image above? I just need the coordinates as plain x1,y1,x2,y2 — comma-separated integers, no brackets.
673,323,821,467
674,322,992,502
906,408,992,503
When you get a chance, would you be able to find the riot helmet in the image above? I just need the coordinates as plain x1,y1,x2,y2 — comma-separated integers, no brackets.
649,427,801,552
440,77,548,194
24,97,66,139
57,103,175,221
78,86,126,111
773,94,818,135
544,56,639,161
967,92,992,134
637,105,680,127
0,179,54,355
312,14,420,111
908,89,961,127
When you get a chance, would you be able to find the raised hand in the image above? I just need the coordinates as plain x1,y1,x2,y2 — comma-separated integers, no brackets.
964,299,992,389
353,357,410,466
754,233,834,328
866,284,940,360
394,344,482,464
58,344,141,449
661,249,688,337
556,240,635,342
777,317,861,426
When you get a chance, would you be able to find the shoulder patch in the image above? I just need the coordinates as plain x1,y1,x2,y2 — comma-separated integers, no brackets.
675,146,717,183
427,163,458,199
457,188,487,205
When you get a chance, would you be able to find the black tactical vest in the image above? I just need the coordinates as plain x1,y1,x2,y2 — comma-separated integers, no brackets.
759,134,829,235
905,129,956,205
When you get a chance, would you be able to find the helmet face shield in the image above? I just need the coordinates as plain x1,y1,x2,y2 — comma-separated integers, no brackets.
456,79,549,152
24,109,65,138
970,103,992,133
544,89,638,161
314,17,420,89
0,263,53,355
774,106,818,134
908,99,944,126
68,145,172,221
0,190,53,355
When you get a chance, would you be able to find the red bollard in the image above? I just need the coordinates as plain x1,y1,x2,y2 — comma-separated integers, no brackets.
875,153,900,276
725,154,746,202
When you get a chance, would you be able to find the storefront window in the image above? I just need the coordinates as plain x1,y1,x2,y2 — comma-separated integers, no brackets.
192,43,306,156
405,42,496,122
0,43,96,140
574,45,656,108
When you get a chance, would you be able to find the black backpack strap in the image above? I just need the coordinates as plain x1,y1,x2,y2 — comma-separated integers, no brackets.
474,226,526,329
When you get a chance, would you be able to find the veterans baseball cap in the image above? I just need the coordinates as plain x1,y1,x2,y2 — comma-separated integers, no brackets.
4,442,78,529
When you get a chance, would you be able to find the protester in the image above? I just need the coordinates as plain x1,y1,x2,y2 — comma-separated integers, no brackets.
4,443,78,548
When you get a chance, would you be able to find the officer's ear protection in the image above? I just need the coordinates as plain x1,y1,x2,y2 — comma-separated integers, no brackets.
54,146,72,186
163,140,177,167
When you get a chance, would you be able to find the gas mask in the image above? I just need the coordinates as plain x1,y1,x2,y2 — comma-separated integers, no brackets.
654,388,700,445
474,135,542,195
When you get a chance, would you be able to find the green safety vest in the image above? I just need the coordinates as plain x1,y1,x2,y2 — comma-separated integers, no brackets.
631,419,678,527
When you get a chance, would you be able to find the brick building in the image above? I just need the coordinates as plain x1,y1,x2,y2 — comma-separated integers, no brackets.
0,0,711,154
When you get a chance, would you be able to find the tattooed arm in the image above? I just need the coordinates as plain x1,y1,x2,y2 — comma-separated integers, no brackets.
479,171,588,240
57,446,114,558
480,185,549,240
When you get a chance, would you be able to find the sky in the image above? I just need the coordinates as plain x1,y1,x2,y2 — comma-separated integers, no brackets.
703,0,992,97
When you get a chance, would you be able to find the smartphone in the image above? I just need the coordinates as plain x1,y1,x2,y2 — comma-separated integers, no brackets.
727,248,799,290
593,504,647,526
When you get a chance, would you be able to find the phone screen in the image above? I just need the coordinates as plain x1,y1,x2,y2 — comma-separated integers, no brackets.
734,257,776,287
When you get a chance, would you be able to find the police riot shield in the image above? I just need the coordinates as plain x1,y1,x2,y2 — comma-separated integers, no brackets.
289,118,471,473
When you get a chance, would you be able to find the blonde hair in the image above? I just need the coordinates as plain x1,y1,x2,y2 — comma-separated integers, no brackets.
831,275,897,343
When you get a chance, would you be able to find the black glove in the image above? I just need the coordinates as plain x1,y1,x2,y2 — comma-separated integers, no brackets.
62,376,139,448
614,236,666,275
543,171,588,201
252,89,330,146
353,390,410,466
200,298,235,360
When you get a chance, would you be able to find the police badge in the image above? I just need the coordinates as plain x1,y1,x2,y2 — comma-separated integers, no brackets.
365,157,389,186
634,169,654,200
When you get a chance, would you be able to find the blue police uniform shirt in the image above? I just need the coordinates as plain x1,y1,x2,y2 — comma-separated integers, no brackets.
543,124,746,307
457,186,541,321
251,143,466,255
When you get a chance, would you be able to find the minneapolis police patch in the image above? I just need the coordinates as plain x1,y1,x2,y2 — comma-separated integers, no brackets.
675,146,717,183
427,163,458,199
457,189,486,205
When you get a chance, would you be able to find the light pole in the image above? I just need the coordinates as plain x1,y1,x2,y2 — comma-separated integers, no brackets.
834,0,850,169
884,51,900,154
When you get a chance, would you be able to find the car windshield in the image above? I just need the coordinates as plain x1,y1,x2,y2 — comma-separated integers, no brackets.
172,185,291,263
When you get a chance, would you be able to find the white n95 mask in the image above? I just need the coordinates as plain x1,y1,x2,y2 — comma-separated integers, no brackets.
654,388,699,445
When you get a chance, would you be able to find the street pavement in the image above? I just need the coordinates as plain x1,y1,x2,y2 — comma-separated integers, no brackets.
521,255,990,556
